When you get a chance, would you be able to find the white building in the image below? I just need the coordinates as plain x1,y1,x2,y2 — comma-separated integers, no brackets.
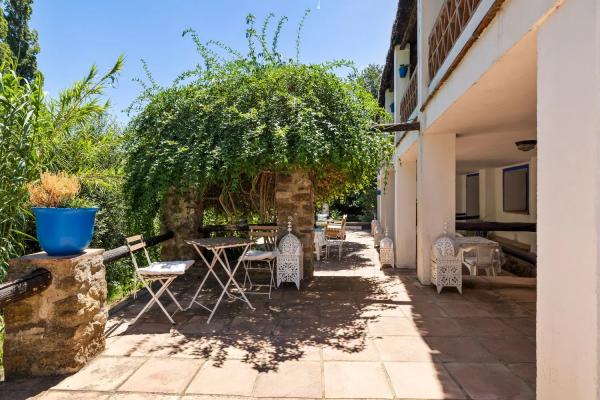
376,0,600,398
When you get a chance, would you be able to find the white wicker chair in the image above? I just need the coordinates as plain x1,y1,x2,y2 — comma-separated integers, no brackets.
431,235,462,294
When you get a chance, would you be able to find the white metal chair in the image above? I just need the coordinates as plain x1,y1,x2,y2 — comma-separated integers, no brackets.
325,216,347,259
126,235,194,324
241,225,278,299
461,244,499,276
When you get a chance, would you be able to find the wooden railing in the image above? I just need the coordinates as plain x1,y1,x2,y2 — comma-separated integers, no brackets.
428,0,482,81
399,69,418,122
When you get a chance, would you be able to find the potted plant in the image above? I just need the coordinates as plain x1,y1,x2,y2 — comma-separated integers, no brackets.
399,64,409,78
27,172,98,256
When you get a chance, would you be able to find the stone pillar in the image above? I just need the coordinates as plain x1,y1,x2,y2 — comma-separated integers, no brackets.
275,171,314,279
537,0,600,398
416,133,456,284
4,250,107,378
161,190,204,261
394,156,417,268
381,168,395,239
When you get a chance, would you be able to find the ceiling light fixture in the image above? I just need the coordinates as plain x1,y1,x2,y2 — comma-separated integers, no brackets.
515,139,537,152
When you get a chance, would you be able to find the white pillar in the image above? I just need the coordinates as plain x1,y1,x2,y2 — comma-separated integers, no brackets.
394,157,417,268
416,133,456,284
537,0,600,398
382,168,395,239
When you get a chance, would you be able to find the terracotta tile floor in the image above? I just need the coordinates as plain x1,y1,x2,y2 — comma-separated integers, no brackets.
2,231,536,400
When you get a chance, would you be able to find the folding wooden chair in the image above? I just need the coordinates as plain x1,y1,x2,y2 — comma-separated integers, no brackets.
126,234,194,324
241,225,278,299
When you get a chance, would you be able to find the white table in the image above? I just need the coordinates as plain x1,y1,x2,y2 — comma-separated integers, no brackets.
455,236,503,274
186,237,255,323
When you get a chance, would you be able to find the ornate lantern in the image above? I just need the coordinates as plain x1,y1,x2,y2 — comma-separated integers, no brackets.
276,217,303,290
431,235,462,294
379,232,394,268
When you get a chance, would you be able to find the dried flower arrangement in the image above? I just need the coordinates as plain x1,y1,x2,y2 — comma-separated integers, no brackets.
27,172,81,208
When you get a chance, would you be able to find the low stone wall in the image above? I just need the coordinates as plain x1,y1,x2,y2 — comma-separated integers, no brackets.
4,249,107,378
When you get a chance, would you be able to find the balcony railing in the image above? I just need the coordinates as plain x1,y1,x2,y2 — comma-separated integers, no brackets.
428,0,482,81
399,69,418,122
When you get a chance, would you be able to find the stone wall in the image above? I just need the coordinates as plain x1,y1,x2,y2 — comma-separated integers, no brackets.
275,171,315,279
4,249,107,377
161,190,204,261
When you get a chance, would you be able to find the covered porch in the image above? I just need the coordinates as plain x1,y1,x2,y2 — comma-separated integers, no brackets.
2,230,536,399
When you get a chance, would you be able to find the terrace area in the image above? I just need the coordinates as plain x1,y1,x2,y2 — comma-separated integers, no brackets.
2,230,536,400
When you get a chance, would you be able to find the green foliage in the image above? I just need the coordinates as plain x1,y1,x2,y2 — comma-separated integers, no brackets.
125,13,393,233
1,0,39,81
0,58,123,279
349,63,383,100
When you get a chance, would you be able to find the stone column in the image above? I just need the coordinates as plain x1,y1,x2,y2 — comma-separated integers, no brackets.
416,133,456,284
4,249,107,378
537,0,600,398
275,171,315,279
394,156,417,268
161,190,204,261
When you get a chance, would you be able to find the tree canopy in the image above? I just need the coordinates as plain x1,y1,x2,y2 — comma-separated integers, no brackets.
0,0,40,81
124,13,392,231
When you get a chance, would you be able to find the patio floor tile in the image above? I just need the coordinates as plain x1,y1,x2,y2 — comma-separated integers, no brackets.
374,336,433,362
508,363,536,388
186,359,258,396
253,361,322,398
452,317,521,337
367,317,418,336
425,337,498,362
42,391,111,399
323,361,393,399
436,301,493,318
322,338,379,361
110,394,180,400
53,356,144,391
118,358,202,394
384,361,466,399
477,336,536,363
445,363,535,399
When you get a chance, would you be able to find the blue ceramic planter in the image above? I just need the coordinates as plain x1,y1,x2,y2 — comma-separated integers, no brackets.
32,207,98,256
399,65,409,78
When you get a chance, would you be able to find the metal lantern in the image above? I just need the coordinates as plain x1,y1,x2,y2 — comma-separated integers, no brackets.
371,219,379,236
431,235,462,294
276,217,303,290
379,234,394,268
374,224,384,247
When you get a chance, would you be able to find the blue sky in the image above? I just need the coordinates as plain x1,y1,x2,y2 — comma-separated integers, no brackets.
31,1,396,122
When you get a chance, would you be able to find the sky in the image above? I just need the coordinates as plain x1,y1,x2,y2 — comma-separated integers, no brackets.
31,0,397,122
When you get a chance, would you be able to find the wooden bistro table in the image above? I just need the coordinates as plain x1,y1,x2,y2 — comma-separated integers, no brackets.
185,237,255,323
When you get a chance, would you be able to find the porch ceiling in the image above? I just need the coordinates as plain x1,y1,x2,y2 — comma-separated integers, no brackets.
425,32,537,174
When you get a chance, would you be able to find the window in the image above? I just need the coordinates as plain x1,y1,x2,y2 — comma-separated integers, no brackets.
466,173,480,218
503,165,529,213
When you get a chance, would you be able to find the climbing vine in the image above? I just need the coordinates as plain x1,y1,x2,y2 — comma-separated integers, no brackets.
124,12,392,232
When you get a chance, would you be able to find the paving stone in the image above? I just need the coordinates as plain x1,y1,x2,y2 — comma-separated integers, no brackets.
42,391,111,399
119,358,202,394
323,361,393,399
322,338,379,361
253,361,322,398
367,317,418,336
110,394,180,400
501,317,536,336
436,300,493,318
54,356,144,391
384,361,466,399
186,359,258,396
445,363,535,399
508,362,536,388
477,336,536,363
453,317,521,337
425,337,497,362
374,336,433,361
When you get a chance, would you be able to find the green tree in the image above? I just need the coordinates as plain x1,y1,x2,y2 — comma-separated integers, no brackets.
2,0,40,81
124,14,392,233
349,64,383,100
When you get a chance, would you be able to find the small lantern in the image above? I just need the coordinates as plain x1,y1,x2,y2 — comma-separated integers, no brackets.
371,219,380,236
379,233,394,268
277,217,303,290
374,224,384,247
